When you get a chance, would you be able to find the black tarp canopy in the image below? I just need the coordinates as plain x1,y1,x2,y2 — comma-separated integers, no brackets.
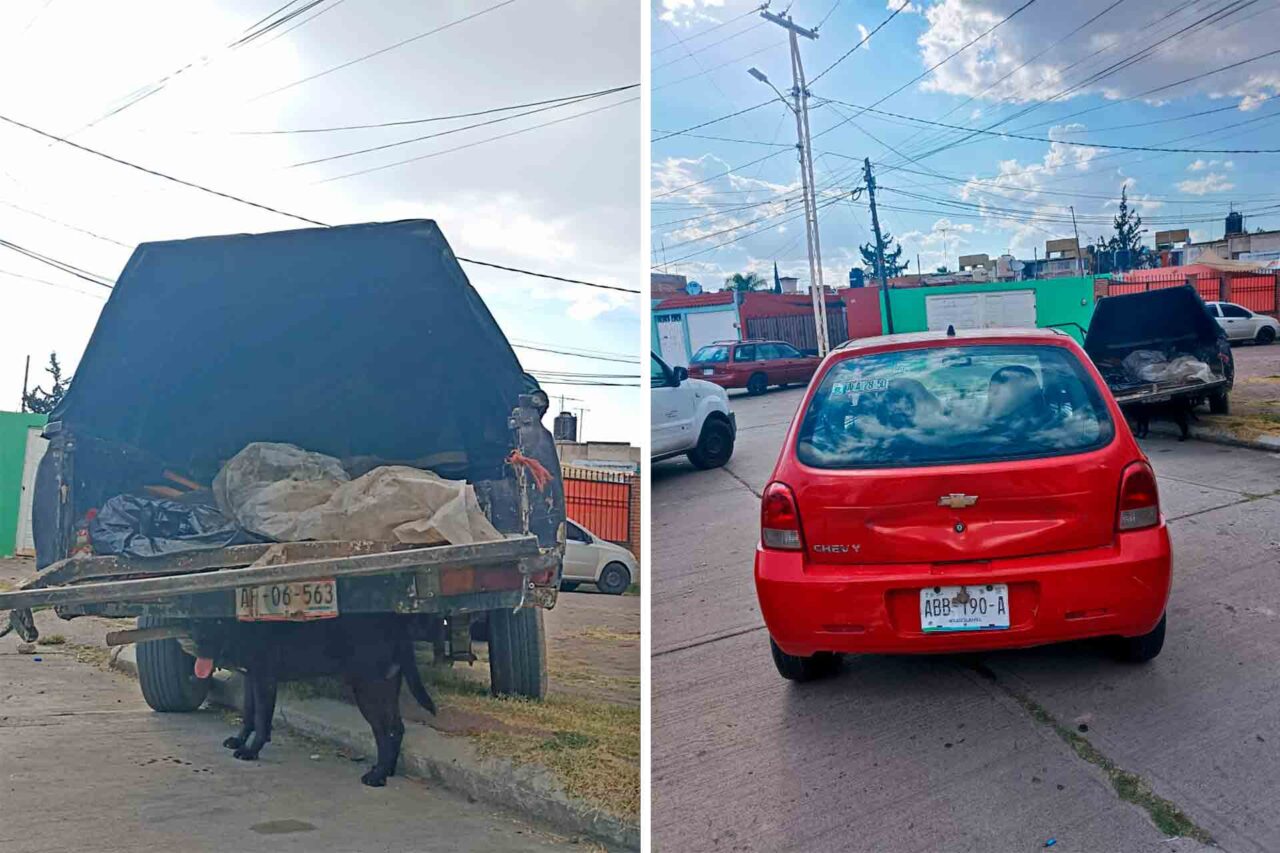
1084,284,1223,359
53,219,530,480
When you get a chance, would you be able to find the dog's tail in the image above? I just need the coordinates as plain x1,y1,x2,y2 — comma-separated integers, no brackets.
396,629,437,716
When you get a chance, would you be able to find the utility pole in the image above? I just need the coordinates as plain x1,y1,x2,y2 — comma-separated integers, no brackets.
1069,205,1083,276
756,10,829,355
863,157,895,335
20,355,30,412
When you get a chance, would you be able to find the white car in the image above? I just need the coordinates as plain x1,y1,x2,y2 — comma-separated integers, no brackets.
651,352,736,468
561,520,638,595
1206,301,1279,344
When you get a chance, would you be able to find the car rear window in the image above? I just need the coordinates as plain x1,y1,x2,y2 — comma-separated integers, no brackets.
795,344,1115,468
691,345,730,364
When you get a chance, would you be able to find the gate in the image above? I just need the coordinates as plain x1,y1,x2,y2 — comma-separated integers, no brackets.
562,466,634,547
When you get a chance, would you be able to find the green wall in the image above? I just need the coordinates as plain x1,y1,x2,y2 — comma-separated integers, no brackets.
880,277,1097,343
0,412,47,557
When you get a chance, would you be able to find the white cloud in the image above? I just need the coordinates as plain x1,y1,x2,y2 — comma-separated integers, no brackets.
857,23,871,46
1187,159,1234,172
659,0,727,26
1177,173,1236,195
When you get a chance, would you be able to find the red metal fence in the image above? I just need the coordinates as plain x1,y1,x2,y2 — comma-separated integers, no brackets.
1107,271,1279,317
744,309,849,352
562,465,634,547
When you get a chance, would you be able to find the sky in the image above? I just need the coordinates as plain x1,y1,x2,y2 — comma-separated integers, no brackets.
0,0,641,444
652,0,1280,290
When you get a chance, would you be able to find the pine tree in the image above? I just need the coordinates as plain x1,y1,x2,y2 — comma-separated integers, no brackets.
1100,187,1155,271
859,232,909,279
23,352,70,415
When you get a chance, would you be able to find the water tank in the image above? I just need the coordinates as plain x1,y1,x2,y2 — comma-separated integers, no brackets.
848,268,865,288
553,411,578,442
1226,211,1244,237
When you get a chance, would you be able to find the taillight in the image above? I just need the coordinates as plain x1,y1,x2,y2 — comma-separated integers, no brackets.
761,482,803,550
1117,461,1160,531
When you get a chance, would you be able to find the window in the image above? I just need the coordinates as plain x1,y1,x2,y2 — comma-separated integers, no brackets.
759,343,786,360
1220,303,1251,318
734,344,757,362
775,343,803,358
691,345,730,364
796,345,1115,469
651,354,671,387
1205,304,1222,318
566,522,591,543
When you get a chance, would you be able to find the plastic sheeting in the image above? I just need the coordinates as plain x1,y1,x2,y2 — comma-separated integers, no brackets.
89,494,256,558
1122,350,1214,384
213,442,502,545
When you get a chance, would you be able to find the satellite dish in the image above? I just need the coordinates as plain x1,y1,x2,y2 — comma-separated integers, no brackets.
685,281,703,295
1009,259,1025,271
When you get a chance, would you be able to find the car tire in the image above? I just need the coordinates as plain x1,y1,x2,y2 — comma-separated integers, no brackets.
1257,326,1277,345
596,562,631,595
488,606,547,700
688,418,734,469
770,638,839,682
559,581,580,592
136,615,209,713
1112,613,1166,664
1209,389,1230,415
747,373,768,396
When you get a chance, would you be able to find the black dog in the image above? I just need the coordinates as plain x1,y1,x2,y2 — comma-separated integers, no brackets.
1129,398,1195,441
190,615,436,787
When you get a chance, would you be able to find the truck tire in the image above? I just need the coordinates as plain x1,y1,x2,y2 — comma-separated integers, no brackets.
488,607,547,700
136,615,209,712
688,418,734,469
747,373,768,396
1209,389,1230,414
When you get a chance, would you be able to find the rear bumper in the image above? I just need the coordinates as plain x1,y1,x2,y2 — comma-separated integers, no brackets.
694,371,746,389
755,526,1171,657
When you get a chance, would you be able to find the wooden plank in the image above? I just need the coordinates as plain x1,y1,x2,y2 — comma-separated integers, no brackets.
0,536,540,611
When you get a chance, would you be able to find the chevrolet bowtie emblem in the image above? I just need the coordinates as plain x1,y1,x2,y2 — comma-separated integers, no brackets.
938,493,979,508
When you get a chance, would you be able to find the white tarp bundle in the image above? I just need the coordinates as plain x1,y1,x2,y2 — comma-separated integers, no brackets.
213,442,502,545
1122,350,1214,385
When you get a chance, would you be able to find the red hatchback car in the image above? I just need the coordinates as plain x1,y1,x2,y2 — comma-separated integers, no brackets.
755,328,1172,681
689,339,821,395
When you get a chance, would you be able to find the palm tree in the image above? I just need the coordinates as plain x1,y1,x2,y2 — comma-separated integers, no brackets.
724,272,766,292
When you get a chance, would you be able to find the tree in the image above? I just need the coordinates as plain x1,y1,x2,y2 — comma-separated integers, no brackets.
23,352,70,415
724,272,767,292
1099,186,1156,271
859,231,909,279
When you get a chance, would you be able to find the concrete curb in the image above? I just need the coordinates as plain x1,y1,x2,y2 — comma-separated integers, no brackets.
1145,421,1280,453
113,647,639,851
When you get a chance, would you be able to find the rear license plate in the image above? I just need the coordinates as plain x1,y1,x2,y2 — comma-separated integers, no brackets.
236,580,338,621
702,368,715,376
920,584,1009,632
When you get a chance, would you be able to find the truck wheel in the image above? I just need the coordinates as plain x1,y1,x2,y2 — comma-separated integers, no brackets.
770,639,839,682
747,373,768,396
488,607,547,700
1256,326,1276,345
688,418,734,469
1209,389,1230,414
136,615,209,712
596,562,631,595
1112,613,1166,663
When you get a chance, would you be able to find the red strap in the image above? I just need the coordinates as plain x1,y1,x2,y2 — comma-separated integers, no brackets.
507,450,553,491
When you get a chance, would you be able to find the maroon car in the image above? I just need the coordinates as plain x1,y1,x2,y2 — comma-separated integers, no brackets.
689,339,821,395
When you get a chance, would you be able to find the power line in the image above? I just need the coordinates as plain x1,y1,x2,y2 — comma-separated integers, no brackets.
651,100,775,143
314,96,639,184
653,20,767,71
455,258,639,294
249,0,521,102
0,267,108,299
287,86,634,168
225,84,637,134
0,199,134,248
0,237,115,289
810,0,915,84
652,7,762,55
511,343,638,364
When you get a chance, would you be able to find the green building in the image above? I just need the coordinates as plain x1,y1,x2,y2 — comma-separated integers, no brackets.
878,277,1098,342
0,412,48,557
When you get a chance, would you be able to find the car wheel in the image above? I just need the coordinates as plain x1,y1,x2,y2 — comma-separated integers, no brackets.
1209,389,1230,415
688,418,734,469
560,581,580,592
770,638,839,682
1257,326,1277,345
747,373,768,395
136,616,209,713
1112,613,1166,663
596,562,631,595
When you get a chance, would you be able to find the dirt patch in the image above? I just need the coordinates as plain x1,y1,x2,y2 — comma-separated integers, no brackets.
573,625,641,643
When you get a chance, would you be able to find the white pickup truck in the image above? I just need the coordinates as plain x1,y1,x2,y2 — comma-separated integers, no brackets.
651,352,736,468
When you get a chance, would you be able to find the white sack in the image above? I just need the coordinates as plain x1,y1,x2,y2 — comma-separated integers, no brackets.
213,442,350,541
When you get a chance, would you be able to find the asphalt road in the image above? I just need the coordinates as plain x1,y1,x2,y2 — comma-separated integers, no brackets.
0,642,582,853
652,385,1280,853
